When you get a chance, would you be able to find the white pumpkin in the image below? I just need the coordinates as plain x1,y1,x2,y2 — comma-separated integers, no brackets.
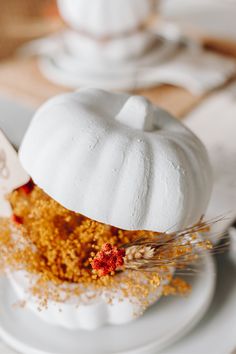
57,0,154,38
19,88,212,233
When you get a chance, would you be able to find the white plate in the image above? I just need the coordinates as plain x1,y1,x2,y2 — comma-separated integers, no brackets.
0,253,215,354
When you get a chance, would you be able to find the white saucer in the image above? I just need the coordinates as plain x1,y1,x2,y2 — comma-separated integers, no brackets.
20,29,236,93
0,253,215,354
37,34,179,90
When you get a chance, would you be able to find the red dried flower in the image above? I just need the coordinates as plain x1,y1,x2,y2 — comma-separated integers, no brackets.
18,179,34,195
12,214,23,225
91,243,125,277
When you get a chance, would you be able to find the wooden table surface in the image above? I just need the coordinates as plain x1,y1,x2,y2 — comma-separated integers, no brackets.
0,28,236,119
0,56,203,119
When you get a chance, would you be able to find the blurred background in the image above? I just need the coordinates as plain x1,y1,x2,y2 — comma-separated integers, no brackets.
1,0,236,60
0,0,60,60
0,0,236,109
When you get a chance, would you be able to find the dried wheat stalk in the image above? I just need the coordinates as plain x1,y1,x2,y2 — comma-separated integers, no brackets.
91,217,224,276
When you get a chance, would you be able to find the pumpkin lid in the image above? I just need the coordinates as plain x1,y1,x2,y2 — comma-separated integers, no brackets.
19,89,212,232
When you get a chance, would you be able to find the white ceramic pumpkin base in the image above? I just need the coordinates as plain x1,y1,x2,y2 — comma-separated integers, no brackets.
37,32,179,90
7,269,173,330
0,253,215,354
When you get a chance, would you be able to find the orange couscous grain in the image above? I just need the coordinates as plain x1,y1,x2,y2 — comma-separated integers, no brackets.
0,183,191,310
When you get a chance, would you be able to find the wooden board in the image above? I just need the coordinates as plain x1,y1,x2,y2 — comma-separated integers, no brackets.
0,0,60,60
0,57,202,118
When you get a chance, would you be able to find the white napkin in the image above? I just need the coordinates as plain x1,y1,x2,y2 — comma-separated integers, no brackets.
185,80,236,233
160,0,236,41
139,48,236,94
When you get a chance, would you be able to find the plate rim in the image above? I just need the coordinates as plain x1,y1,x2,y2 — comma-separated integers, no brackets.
0,253,216,354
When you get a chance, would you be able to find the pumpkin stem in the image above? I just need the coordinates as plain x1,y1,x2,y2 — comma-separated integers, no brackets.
115,96,154,132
